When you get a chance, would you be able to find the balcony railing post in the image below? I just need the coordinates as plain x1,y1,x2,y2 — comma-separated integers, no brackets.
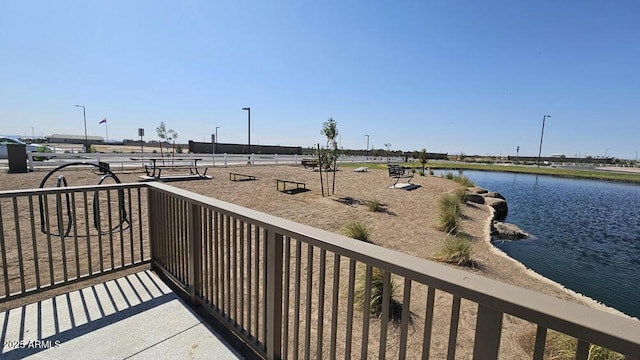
472,304,503,359
148,189,158,269
266,230,283,360
189,202,202,303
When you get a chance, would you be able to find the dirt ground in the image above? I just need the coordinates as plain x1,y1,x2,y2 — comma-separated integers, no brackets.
0,164,622,358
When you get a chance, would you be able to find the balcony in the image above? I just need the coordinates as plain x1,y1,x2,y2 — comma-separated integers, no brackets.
1,182,639,359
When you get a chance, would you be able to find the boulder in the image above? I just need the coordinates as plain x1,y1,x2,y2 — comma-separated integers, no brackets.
484,197,508,220
467,186,488,194
491,221,529,240
465,193,485,204
483,191,506,200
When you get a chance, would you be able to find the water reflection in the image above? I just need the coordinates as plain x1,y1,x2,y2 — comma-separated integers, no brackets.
441,169,640,318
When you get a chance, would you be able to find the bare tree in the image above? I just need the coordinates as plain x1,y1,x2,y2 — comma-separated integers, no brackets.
156,121,178,165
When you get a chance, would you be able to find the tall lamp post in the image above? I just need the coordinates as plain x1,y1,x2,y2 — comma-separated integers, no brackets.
242,107,251,163
537,114,551,167
365,134,369,159
215,126,220,154
516,145,520,164
74,104,88,152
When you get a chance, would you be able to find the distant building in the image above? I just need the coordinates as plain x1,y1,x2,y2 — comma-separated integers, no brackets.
47,134,104,145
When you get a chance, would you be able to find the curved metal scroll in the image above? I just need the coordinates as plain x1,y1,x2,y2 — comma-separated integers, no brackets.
38,162,130,237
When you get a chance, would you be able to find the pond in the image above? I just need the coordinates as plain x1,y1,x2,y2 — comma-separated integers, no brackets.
443,170,640,318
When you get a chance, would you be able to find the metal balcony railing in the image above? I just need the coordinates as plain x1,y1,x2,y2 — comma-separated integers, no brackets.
1,182,639,359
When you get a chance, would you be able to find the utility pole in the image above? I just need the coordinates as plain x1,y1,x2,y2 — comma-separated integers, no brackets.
537,114,551,167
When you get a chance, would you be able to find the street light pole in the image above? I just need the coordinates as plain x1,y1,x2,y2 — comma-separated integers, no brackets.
215,126,220,154
516,145,520,164
74,105,88,152
30,126,35,141
365,134,369,159
537,114,551,167
242,107,251,161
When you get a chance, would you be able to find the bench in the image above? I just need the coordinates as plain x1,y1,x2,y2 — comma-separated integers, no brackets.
277,179,306,192
230,173,256,181
301,159,319,169
387,164,414,186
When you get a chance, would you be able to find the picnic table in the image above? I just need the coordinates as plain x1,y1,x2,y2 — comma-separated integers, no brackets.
301,159,319,169
132,157,210,181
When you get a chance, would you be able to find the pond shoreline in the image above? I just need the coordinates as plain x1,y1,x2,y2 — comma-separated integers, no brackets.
473,176,638,320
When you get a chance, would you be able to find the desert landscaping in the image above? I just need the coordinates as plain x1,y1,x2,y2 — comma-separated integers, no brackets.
0,163,624,358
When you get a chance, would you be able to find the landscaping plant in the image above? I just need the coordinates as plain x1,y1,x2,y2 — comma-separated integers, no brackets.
366,199,382,212
354,267,400,320
343,220,371,242
435,232,474,266
436,193,461,233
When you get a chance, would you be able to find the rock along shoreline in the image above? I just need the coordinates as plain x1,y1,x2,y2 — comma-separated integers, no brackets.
468,185,636,320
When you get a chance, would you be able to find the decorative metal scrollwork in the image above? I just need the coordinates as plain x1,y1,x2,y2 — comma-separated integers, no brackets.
38,162,130,237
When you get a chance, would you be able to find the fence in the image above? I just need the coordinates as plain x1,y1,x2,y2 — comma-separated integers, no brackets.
0,183,150,306
1,181,639,359
146,183,640,359
26,153,404,171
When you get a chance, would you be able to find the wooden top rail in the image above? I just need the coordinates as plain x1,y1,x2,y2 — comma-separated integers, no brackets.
0,182,146,198
146,181,640,355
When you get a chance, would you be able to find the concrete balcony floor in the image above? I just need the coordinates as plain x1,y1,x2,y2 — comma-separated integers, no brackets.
0,270,244,359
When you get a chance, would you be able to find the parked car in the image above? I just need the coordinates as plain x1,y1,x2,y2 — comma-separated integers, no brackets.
0,136,55,159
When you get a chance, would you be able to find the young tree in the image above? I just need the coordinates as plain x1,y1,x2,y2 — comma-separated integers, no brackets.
384,143,392,163
156,121,178,164
418,148,428,172
320,118,339,194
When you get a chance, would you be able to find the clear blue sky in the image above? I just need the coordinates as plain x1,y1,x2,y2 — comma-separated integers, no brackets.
1,1,638,159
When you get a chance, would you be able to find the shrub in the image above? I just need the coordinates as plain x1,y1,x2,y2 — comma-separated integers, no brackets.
418,170,425,176
445,172,454,180
452,174,475,187
343,220,371,242
354,267,399,319
517,329,624,360
434,233,473,266
428,168,434,176
436,194,461,233
366,199,382,212
452,188,468,203
33,146,53,161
